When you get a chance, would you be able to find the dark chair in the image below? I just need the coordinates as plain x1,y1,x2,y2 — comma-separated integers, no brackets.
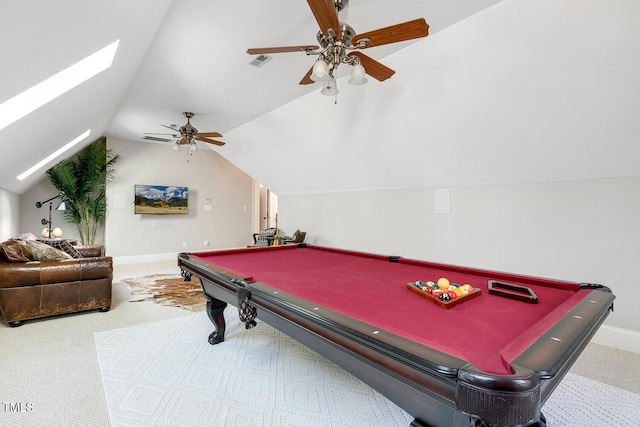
252,228,278,247
284,230,306,245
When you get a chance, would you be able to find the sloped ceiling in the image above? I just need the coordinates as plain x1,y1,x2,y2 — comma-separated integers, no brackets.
1,0,173,194
222,0,640,195
2,0,639,196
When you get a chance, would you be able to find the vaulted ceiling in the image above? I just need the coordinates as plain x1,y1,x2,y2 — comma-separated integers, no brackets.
2,0,639,196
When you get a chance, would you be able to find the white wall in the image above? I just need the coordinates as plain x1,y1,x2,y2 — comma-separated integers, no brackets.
105,138,254,258
0,187,21,241
14,138,255,255
278,177,640,350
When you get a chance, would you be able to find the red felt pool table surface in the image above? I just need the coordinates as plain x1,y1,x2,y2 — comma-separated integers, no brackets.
192,244,588,375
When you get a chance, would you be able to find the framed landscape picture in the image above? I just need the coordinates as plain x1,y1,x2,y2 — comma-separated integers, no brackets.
134,185,188,214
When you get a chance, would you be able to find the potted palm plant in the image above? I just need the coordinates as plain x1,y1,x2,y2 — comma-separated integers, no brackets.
45,137,119,246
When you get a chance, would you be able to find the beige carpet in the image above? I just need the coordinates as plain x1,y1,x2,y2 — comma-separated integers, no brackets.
123,274,206,311
95,311,640,427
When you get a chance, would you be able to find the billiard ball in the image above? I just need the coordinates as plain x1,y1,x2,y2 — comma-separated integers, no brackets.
438,293,451,301
437,278,450,289
446,290,457,299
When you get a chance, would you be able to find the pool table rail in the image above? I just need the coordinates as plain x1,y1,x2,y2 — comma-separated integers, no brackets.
177,249,615,427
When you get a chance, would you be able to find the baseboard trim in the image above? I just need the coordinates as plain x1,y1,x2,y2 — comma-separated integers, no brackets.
591,325,640,355
113,252,178,265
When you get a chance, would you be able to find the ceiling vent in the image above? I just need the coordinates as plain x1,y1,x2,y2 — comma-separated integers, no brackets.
249,54,272,67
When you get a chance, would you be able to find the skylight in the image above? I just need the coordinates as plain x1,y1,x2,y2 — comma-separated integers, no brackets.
17,130,91,181
0,40,119,131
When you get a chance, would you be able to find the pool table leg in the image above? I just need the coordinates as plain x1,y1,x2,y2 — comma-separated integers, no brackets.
463,413,547,427
528,413,546,427
205,296,227,345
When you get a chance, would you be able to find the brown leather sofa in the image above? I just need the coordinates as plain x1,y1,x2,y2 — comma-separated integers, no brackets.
0,240,113,327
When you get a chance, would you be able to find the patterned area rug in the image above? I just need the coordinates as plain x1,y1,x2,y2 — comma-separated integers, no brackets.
123,274,206,311
95,312,640,427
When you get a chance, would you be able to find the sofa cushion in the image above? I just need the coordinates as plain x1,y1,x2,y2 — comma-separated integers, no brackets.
25,240,72,261
39,239,83,258
13,232,38,241
0,240,34,262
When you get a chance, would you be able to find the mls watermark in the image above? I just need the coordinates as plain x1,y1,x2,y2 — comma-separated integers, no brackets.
2,402,34,413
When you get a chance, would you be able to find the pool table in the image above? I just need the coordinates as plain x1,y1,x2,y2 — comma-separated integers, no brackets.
177,244,614,427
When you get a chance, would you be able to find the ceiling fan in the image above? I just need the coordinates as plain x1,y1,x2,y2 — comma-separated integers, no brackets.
247,0,429,91
143,112,225,153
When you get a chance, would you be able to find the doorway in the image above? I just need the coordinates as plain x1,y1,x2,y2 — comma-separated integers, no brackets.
254,182,278,233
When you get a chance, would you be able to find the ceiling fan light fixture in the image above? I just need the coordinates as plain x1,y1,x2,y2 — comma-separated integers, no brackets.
348,63,368,85
320,77,339,96
188,142,198,155
246,2,429,99
310,59,329,82
172,141,181,151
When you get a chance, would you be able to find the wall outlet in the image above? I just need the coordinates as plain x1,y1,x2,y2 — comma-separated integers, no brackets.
203,240,209,246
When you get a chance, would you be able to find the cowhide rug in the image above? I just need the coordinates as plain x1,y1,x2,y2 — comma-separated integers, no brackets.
123,274,206,311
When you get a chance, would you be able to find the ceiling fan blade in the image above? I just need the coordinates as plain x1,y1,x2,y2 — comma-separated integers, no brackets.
198,137,225,146
348,52,395,82
299,66,314,85
144,132,179,136
247,45,319,55
198,132,223,138
307,0,340,38
353,18,429,48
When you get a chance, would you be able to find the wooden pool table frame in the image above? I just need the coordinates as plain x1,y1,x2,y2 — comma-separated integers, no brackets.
177,245,614,427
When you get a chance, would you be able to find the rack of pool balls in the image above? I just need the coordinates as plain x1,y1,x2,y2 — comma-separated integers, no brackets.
406,277,481,308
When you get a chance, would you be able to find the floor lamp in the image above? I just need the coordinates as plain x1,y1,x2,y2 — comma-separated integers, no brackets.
36,191,66,239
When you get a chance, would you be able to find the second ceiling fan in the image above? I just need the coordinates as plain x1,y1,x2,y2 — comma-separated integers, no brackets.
144,112,225,152
247,0,429,89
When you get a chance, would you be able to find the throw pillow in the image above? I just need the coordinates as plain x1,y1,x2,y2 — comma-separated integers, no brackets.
38,239,83,258
13,232,38,241
0,239,34,262
25,240,72,261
